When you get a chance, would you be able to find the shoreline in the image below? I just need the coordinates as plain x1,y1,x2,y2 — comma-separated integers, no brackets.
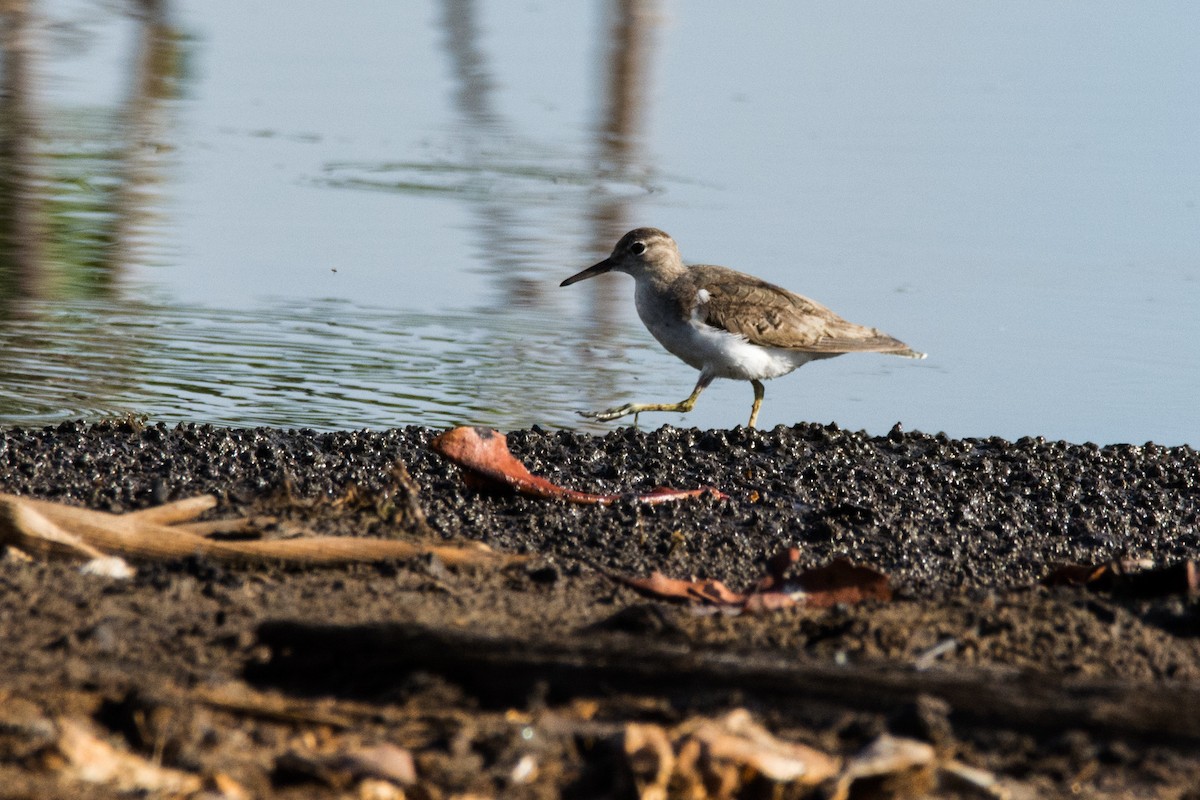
2,419,1199,796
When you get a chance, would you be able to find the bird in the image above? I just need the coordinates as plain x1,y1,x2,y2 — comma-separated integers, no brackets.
560,227,924,428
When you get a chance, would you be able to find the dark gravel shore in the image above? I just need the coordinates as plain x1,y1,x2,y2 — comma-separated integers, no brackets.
2,419,1199,798
3,419,1198,592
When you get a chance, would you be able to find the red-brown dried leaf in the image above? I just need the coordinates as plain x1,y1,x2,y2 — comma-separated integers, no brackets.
608,549,891,613
781,558,892,608
608,570,746,605
430,427,727,505
1042,562,1113,588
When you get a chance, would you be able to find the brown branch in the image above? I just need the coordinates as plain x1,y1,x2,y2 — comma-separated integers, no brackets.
0,493,521,569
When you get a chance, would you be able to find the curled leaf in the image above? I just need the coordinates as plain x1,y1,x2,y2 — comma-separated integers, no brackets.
430,427,727,505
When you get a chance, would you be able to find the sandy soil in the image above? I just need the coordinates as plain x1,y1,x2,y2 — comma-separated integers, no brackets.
1,420,1199,798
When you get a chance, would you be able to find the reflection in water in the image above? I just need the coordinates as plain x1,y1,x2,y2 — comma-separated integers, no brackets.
0,0,46,299
434,0,663,414
0,2,670,432
440,0,497,127
326,1,664,315
588,0,658,311
107,0,179,288
430,0,535,309
0,0,180,304
0,1,183,426
576,0,660,411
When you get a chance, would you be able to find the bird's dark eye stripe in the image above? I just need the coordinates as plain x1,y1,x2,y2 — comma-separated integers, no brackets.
631,242,646,255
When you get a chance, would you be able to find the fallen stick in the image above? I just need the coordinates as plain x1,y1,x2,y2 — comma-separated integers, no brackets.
173,515,280,538
0,500,108,561
121,494,218,524
0,493,520,568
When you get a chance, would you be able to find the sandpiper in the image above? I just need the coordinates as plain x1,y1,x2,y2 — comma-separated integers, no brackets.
561,228,924,428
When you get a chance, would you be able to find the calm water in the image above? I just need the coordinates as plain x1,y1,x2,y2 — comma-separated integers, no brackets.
1,2,1197,444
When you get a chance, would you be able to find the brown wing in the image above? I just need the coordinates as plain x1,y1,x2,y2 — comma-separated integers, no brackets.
687,265,920,356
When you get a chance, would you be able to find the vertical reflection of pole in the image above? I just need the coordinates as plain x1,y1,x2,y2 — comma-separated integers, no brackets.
440,0,540,308
585,0,657,336
104,0,177,292
0,0,47,301
441,0,497,126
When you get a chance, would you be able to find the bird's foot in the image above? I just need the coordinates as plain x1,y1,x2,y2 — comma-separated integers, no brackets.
579,399,697,426
578,404,640,423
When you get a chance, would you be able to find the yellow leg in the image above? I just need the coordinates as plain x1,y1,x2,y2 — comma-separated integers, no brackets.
747,379,765,428
581,375,712,424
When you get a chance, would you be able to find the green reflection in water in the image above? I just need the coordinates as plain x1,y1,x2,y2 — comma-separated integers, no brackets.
0,0,184,306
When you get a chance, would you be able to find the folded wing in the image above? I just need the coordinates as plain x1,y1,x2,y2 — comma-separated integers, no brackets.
689,265,922,357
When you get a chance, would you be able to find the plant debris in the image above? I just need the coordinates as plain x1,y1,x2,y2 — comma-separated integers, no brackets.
275,742,416,790
54,716,205,795
1042,558,1200,597
624,710,1010,800
2,421,1200,797
607,548,891,613
0,490,519,571
430,426,728,504
626,709,840,798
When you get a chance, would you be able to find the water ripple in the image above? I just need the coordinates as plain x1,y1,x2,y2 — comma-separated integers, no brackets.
0,297,653,432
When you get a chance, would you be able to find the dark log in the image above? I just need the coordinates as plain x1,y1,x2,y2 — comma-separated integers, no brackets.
249,619,1200,748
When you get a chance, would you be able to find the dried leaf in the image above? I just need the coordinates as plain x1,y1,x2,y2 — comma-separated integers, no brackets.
430,427,727,505
830,734,937,800
626,710,840,799
1043,558,1198,597
681,709,841,785
1042,562,1113,588
781,558,893,608
624,723,674,800
331,742,417,786
608,570,746,605
607,550,891,614
756,546,801,592
55,717,203,794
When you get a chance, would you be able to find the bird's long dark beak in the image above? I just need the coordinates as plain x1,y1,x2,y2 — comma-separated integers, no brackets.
560,257,613,287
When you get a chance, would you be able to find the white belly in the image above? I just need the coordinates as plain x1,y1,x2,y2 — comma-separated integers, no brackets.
635,285,814,381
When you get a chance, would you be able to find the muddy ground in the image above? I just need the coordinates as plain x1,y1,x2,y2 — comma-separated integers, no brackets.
1,420,1199,798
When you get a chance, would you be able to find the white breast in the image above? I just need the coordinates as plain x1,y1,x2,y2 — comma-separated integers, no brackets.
634,282,814,382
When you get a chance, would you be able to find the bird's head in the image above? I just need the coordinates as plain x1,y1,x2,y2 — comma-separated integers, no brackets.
560,228,682,286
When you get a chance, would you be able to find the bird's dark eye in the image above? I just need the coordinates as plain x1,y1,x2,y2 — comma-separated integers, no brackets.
630,242,646,255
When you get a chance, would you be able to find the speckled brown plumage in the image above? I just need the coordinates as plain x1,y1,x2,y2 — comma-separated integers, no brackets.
561,227,924,427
